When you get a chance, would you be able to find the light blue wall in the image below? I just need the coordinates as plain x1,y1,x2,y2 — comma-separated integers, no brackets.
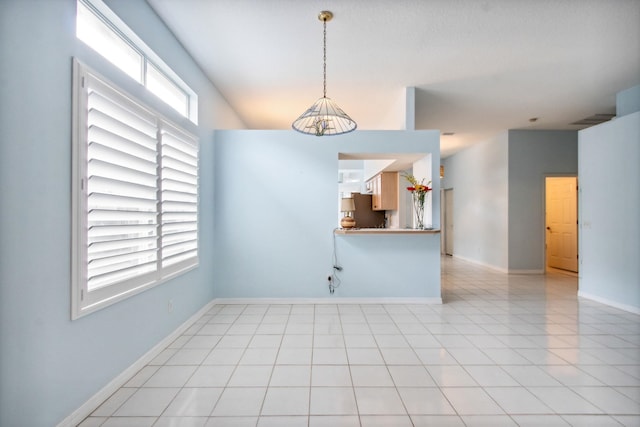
0,1,242,426
616,84,640,117
336,233,441,297
213,130,441,299
507,130,578,271
441,133,509,270
442,130,577,272
578,111,640,313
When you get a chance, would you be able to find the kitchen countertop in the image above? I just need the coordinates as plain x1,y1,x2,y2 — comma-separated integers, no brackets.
335,228,440,235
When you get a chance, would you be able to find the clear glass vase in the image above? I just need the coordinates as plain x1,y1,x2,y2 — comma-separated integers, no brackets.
412,192,426,229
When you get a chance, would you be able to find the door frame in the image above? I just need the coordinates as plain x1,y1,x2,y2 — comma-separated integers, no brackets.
543,173,579,275
441,187,454,256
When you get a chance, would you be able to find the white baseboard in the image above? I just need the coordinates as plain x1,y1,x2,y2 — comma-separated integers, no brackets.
578,291,640,315
452,255,509,273
452,255,545,275
213,297,443,305
57,299,217,427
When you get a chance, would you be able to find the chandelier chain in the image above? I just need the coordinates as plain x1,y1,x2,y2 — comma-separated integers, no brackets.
291,10,356,136
323,17,327,98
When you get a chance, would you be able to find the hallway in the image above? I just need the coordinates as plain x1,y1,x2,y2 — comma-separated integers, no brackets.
80,257,640,426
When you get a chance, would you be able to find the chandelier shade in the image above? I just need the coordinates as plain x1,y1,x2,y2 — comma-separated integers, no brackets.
292,96,357,136
292,11,356,137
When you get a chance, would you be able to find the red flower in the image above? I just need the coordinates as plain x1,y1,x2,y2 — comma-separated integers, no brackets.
407,186,415,191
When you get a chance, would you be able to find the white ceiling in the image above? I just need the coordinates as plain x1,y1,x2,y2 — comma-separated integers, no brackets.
147,0,640,157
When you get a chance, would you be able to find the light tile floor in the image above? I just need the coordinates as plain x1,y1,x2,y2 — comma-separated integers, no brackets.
79,257,640,426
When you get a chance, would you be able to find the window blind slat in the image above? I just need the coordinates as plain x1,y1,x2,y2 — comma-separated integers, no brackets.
161,178,197,195
88,90,157,137
86,144,154,178
88,158,156,187
89,247,157,268
88,208,158,224
88,176,157,200
162,166,197,185
162,230,197,245
162,156,197,176
162,201,197,212
162,132,197,156
88,236,157,258
88,109,157,150
161,212,197,223
162,221,197,234
88,125,156,162
161,144,197,167
89,192,157,212
162,190,197,203
162,240,197,258
88,224,157,240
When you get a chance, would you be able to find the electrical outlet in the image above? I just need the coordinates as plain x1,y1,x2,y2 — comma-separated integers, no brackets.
168,299,174,313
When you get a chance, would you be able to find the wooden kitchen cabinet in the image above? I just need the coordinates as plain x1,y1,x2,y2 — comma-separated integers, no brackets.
367,172,398,211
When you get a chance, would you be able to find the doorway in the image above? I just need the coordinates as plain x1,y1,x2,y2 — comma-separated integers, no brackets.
545,177,578,273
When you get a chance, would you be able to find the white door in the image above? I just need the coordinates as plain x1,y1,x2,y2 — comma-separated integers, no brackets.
444,189,454,256
546,177,578,272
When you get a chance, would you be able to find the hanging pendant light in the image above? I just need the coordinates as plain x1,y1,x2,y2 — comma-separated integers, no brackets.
292,11,357,136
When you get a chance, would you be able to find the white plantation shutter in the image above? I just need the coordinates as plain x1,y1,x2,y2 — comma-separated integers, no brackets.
73,61,199,318
85,82,159,293
160,125,199,274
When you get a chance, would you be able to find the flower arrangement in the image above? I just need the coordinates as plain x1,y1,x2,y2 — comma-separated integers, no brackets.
402,173,432,229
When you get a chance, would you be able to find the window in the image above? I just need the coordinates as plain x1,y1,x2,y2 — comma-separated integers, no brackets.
146,62,189,118
76,0,196,122
72,60,199,319
76,0,142,81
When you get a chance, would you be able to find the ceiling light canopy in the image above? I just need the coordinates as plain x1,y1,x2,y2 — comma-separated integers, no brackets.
292,11,356,137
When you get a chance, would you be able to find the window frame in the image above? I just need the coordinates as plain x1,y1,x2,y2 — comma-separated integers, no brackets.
76,0,198,123
72,59,199,319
